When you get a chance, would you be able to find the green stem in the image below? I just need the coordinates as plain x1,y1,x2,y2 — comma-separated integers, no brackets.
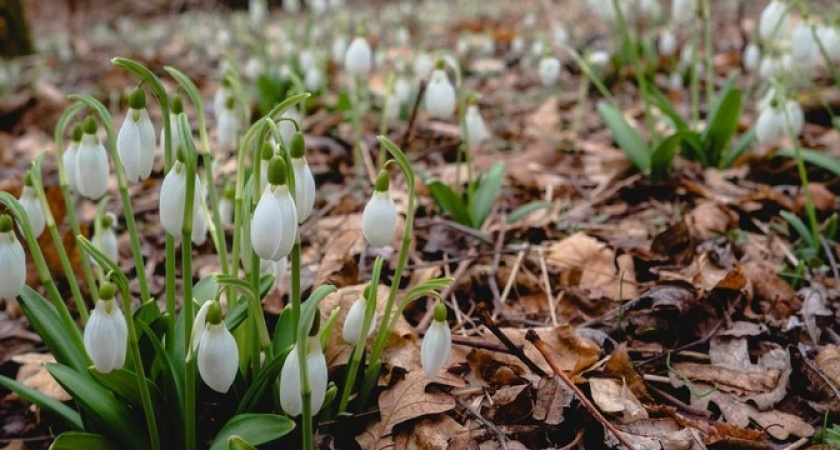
29,153,89,322
782,99,820,252
702,0,714,109
689,4,701,124
571,76,591,138
352,75,365,178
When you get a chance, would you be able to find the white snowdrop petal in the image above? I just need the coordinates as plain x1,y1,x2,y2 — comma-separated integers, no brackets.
361,191,397,248
345,37,373,75
280,344,303,416
160,113,182,154
465,105,488,144
0,233,25,299
421,320,452,378
424,69,456,119
19,187,45,238
279,110,299,147
137,109,156,180
118,111,144,183
538,57,561,87
743,43,760,73
271,186,298,260
96,227,119,263
307,338,328,414
159,166,186,236
112,304,128,369
76,135,110,200
658,30,677,57
292,158,316,222
63,142,79,193
756,108,784,147
759,0,788,42
342,297,375,344
217,109,238,151
84,301,118,373
219,198,233,226
251,187,284,260
198,324,239,393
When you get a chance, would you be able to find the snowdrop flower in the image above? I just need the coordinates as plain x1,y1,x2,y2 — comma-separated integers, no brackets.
413,53,434,81
817,25,840,63
332,35,348,66
280,332,328,416
159,156,207,244
160,96,185,156
552,27,569,47
251,157,298,261
421,302,451,378
217,96,238,152
395,26,410,47
304,65,322,92
84,282,127,374
76,116,110,200
759,54,785,79
18,175,45,238
464,100,488,145
424,60,456,119
658,30,677,57
0,215,25,299
759,0,788,42
361,170,397,248
668,71,683,90
456,35,471,56
510,35,525,56
218,183,234,226
213,76,233,119
344,35,373,76
290,133,316,222
538,54,561,87
309,0,327,15
671,0,693,25
530,40,545,60
244,57,264,80
249,0,268,28
299,50,316,73
117,88,156,183
189,300,238,393
785,99,804,137
286,0,300,13
756,101,786,148
743,43,761,73
791,23,818,78
94,213,118,264
588,51,611,71
63,125,82,194
394,76,412,106
342,289,375,344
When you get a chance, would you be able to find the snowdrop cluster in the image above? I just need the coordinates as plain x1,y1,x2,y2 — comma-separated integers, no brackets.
755,94,803,150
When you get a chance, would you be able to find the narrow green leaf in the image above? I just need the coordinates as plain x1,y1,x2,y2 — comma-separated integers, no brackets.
227,436,258,450
776,148,840,178
470,162,505,228
47,364,149,450
298,285,338,343
507,201,554,224
18,287,88,372
644,84,689,131
193,275,220,303
0,375,82,430
426,180,471,226
236,347,291,414
136,321,184,430
701,87,742,166
209,414,295,450
51,431,116,450
780,211,816,249
597,101,651,173
650,133,683,180
89,368,164,411
720,127,755,169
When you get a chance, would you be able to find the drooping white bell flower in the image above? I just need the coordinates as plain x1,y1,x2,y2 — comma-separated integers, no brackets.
759,0,788,42
0,215,25,299
280,335,328,416
94,212,119,263
756,102,785,148
464,102,488,145
588,51,611,73
118,88,156,183
791,23,818,78
76,117,110,200
668,71,683,90
785,99,804,138
510,35,525,56
671,0,693,25
456,36,471,56
530,40,545,59
413,52,434,82
342,292,375,344
344,36,373,76
361,171,397,248
538,54,561,87
219,183,234,226
304,65,322,92
244,57,264,80
249,0,268,28
424,61,456,119
84,283,128,374
309,0,327,15
63,125,82,194
299,49,316,73
421,302,451,378
817,25,840,64
213,76,233,119
759,55,784,79
394,76,412,106
658,30,677,57
396,26,411,47
217,96,238,152
159,158,207,244
332,35,348,66
743,43,761,73
188,300,239,393
290,133,316,222
19,179,45,238
160,96,185,155
251,157,298,261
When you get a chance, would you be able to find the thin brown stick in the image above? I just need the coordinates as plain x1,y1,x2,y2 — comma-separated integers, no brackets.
399,79,427,149
454,396,508,449
477,303,547,377
525,329,637,450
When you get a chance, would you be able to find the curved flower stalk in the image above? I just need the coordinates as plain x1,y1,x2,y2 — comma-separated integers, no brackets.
63,125,82,194
83,282,127,374
18,174,45,238
251,156,297,260
76,116,110,200
93,212,119,264
159,156,208,245
280,335,328,417
361,170,397,248
0,214,25,299
188,300,239,393
424,60,456,119
117,87,156,183
290,133,316,222
421,301,452,378
344,35,373,76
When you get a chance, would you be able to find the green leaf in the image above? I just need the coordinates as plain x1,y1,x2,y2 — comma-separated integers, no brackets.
193,275,220,303
136,321,184,432
776,148,840,178
650,132,683,180
272,307,296,356
227,436,258,450
335,91,353,112
209,414,295,450
780,211,816,249
50,432,116,450
47,364,149,450
18,287,88,372
236,346,291,414
0,375,82,430
89,368,164,411
426,180,471,226
298,285,338,343
597,101,651,173
720,127,755,169
507,201,554,224
224,300,250,332
470,162,505,228
644,84,689,131
701,87,742,167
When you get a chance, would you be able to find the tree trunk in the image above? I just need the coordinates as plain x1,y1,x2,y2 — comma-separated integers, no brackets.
0,0,35,57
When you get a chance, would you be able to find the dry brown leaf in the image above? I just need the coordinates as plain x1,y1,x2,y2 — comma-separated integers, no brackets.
670,362,781,394
466,349,523,385
685,202,737,241
616,418,698,450
547,232,639,301
604,345,650,402
741,262,799,319
524,95,559,139
706,391,815,440
532,376,574,425
313,228,360,287
490,325,601,376
815,345,840,388
590,377,648,424
403,415,467,450
12,353,70,402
